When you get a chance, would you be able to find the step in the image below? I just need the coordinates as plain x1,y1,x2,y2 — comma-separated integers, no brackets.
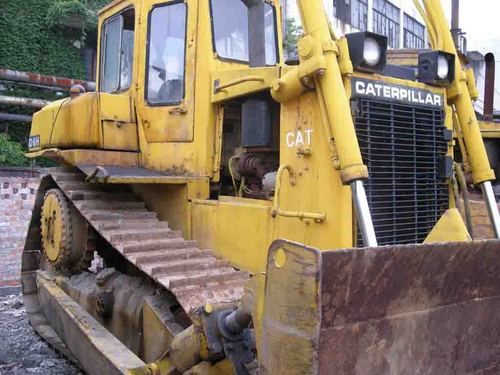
74,200,146,211
120,238,197,254
86,210,158,221
51,173,84,183
129,248,212,266
102,227,181,242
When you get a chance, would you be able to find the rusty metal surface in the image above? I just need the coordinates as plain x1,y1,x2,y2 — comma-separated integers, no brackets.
262,239,500,375
319,241,500,374
484,53,496,121
0,111,32,122
47,169,248,313
0,68,96,91
0,94,50,108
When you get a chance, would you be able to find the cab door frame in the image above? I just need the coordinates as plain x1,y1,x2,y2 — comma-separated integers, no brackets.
136,0,198,143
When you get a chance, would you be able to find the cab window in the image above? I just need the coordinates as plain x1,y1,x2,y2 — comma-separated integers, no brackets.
146,2,187,105
100,8,135,92
210,0,278,65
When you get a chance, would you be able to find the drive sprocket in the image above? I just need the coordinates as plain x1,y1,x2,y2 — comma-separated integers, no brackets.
40,188,93,271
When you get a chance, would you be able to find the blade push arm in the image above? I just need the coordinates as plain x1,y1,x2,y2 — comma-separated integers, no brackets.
292,0,378,246
416,0,500,237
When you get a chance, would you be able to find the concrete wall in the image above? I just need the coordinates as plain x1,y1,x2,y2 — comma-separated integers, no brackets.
0,175,39,292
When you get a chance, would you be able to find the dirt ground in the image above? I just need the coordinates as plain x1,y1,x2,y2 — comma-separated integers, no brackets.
0,293,82,375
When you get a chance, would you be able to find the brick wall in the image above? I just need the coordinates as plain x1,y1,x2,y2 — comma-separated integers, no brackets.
0,177,40,290
467,199,500,240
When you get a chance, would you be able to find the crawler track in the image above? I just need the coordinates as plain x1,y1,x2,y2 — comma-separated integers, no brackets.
21,168,249,361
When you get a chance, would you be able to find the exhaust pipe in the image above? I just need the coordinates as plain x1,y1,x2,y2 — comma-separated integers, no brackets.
241,0,266,68
484,53,496,122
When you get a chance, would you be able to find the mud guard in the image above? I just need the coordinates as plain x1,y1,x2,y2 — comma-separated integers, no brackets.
260,240,500,374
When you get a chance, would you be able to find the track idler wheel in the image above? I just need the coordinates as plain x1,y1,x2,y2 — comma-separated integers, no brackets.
40,188,93,271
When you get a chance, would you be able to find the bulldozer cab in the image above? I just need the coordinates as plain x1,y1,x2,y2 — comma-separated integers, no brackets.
22,0,500,374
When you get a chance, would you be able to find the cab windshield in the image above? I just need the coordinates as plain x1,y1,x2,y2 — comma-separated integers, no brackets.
210,0,278,65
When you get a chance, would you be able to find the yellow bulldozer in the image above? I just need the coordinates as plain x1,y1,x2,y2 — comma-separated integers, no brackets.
22,0,500,373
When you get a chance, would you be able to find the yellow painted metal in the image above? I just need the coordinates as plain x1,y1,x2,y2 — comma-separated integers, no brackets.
191,196,274,273
41,192,65,262
479,121,500,139
29,93,100,151
212,67,280,102
270,66,307,103
296,0,368,183
100,93,138,151
271,165,326,222
37,273,146,374
90,175,198,184
26,149,140,170
260,241,321,375
24,0,500,373
424,208,471,243
142,298,180,363
421,0,495,184
387,49,420,66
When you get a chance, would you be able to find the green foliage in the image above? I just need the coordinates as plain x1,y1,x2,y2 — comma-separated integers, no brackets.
46,0,110,40
0,134,30,167
0,0,110,167
46,0,90,31
284,18,303,60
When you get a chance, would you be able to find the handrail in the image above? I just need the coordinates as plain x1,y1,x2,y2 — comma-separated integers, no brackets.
214,76,265,93
271,165,326,222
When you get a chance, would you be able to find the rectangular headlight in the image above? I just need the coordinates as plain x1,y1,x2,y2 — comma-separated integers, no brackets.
418,51,455,86
346,32,388,73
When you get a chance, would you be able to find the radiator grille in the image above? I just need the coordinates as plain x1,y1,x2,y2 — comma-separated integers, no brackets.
353,98,449,246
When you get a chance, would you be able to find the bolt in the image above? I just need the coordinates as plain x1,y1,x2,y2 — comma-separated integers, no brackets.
211,343,222,353
204,303,213,314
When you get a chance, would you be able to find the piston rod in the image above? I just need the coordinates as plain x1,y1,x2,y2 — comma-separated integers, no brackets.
351,180,378,247
481,181,500,239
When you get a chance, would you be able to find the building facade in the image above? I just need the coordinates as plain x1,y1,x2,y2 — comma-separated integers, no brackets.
282,0,428,50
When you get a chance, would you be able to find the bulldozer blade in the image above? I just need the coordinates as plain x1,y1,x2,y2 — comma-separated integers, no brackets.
260,239,500,375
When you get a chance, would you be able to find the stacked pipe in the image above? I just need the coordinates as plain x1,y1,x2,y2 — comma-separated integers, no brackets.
0,68,95,122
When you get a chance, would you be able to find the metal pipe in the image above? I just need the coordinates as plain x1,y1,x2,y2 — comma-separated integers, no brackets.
0,68,95,91
0,112,32,122
297,0,369,183
451,0,460,48
422,0,494,185
455,163,475,239
0,95,50,109
484,53,496,121
480,181,500,239
351,180,378,247
242,0,266,67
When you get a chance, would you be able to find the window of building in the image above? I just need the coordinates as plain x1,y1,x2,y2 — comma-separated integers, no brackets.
210,0,278,65
351,0,368,31
146,2,187,105
373,0,400,48
100,8,135,93
403,14,425,49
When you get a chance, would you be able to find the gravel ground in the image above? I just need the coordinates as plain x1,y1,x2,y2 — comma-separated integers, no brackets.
0,294,82,375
